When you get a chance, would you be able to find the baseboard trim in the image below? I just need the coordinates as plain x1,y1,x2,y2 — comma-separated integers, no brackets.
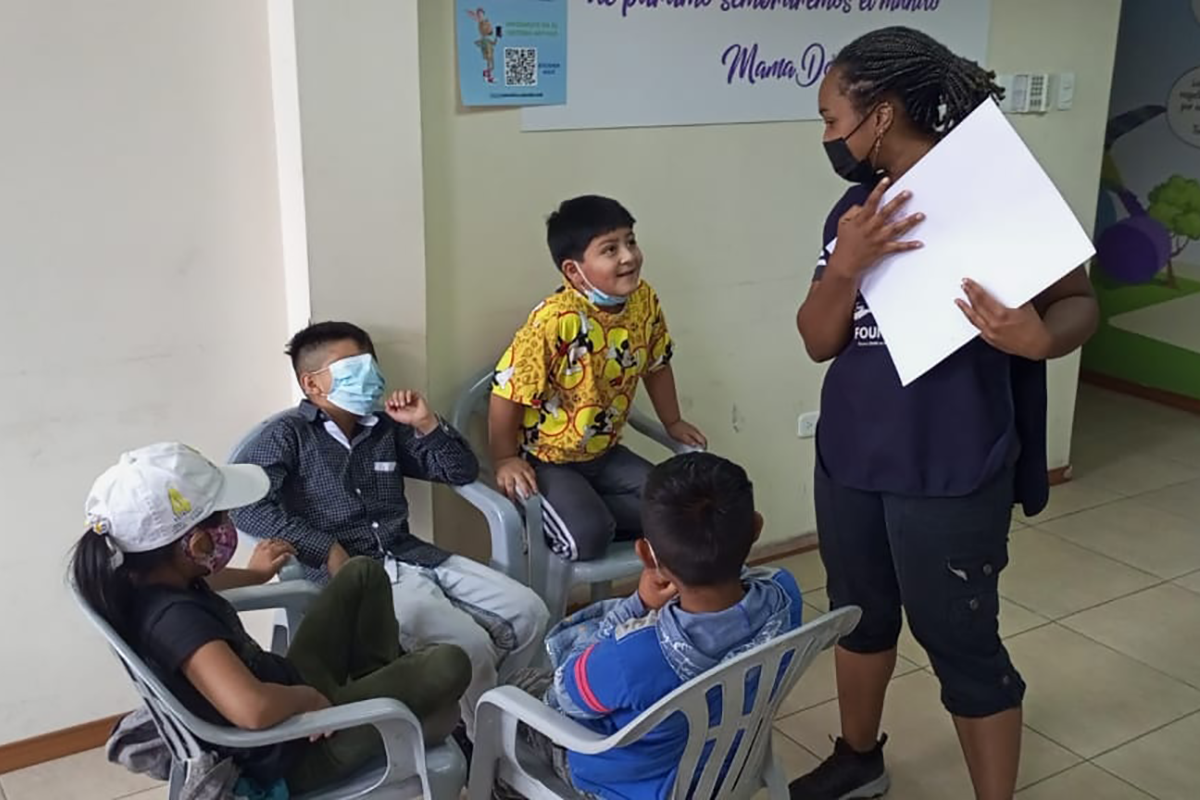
0,714,124,776
1081,370,1200,416
748,531,819,565
1049,465,1072,486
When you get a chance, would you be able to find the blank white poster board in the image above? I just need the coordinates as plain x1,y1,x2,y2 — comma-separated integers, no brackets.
853,100,1096,386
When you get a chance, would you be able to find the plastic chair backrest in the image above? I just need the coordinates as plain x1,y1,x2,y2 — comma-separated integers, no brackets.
70,582,215,766
450,369,494,452
621,606,860,800
229,409,297,464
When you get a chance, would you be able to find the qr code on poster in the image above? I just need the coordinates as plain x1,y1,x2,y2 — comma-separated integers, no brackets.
504,47,538,87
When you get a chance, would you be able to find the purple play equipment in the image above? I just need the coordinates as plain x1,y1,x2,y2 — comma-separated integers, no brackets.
1095,105,1173,285
1096,187,1173,284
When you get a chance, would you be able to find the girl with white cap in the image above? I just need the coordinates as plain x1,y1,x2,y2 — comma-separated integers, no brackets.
71,442,471,794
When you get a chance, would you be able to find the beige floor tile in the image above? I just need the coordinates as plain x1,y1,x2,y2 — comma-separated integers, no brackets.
1142,430,1200,471
1072,386,1197,448
771,550,826,593
776,647,923,719
1136,478,1200,521
748,732,821,800
803,586,829,615
1016,763,1153,799
122,788,169,800
896,623,930,668
1071,452,1200,500
0,748,162,800
1039,499,1200,579
1099,710,1200,796
1062,584,1200,689
769,728,822,780
1018,479,1121,524
1005,624,1200,758
776,671,1078,798
998,599,1051,640
1002,527,1160,620
1096,710,1200,800
1175,569,1200,595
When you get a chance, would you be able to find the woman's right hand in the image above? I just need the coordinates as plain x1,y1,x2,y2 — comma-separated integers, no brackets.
827,178,925,280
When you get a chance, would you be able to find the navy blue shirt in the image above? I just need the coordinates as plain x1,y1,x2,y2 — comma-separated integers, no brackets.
813,184,1049,514
232,402,480,583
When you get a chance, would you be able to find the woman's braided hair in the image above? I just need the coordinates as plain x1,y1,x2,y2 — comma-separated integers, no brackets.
831,26,1004,139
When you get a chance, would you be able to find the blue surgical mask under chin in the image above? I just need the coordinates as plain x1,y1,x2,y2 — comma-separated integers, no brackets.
325,354,386,416
576,273,629,309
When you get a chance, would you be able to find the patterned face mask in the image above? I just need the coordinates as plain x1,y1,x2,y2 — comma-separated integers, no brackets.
183,520,238,574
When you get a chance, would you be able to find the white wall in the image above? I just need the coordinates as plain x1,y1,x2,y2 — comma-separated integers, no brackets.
0,0,291,742
419,0,1123,555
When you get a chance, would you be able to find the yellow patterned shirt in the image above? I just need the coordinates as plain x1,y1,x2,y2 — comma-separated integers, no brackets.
492,280,673,464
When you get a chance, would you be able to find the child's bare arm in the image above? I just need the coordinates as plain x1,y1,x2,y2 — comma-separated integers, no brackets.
182,640,329,730
488,395,538,499
643,365,706,448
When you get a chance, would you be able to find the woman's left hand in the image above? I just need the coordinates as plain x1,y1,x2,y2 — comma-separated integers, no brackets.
956,279,1052,361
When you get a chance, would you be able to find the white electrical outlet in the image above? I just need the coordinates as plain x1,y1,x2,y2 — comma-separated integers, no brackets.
1057,72,1075,110
798,412,820,439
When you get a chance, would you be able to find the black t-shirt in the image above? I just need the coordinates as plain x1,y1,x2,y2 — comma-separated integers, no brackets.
131,580,305,785
813,183,1048,513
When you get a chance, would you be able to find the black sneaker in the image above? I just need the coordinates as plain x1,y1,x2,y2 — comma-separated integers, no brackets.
788,735,890,799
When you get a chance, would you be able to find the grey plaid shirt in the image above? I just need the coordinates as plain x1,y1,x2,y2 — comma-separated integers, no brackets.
231,401,479,584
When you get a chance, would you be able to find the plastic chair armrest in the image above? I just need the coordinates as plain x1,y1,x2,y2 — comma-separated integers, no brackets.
627,407,702,455
219,579,321,613
277,555,306,583
475,687,611,755
452,480,526,581
186,698,422,750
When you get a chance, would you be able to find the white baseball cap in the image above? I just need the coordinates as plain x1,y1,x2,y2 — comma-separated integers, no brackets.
85,442,269,557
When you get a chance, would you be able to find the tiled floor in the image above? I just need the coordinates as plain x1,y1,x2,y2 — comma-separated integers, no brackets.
6,384,1200,799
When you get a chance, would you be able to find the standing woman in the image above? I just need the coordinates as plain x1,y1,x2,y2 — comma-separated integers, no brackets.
792,27,1098,800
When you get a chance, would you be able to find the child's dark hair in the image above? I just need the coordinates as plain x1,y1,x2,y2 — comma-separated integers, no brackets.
71,512,219,641
831,26,1003,138
641,452,756,587
285,321,376,376
546,195,636,270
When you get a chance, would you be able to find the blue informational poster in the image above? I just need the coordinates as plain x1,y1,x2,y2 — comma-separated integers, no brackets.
456,0,567,107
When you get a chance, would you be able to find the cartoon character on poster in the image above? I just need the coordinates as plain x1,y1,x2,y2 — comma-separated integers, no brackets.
465,7,500,84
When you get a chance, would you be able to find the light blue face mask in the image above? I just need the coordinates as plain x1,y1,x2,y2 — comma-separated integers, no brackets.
576,271,629,309
324,354,385,416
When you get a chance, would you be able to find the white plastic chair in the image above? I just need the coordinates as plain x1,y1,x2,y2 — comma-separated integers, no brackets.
228,408,526,648
71,577,467,800
451,367,697,623
468,606,861,800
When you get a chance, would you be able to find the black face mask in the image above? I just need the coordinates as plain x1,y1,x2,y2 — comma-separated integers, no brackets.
824,109,881,184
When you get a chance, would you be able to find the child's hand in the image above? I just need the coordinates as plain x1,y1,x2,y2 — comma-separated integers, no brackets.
495,457,538,501
385,390,438,435
666,420,707,450
326,542,351,576
246,539,296,583
638,567,678,610
292,686,334,740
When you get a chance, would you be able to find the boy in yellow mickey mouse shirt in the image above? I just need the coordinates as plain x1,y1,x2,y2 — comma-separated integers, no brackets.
489,195,706,562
